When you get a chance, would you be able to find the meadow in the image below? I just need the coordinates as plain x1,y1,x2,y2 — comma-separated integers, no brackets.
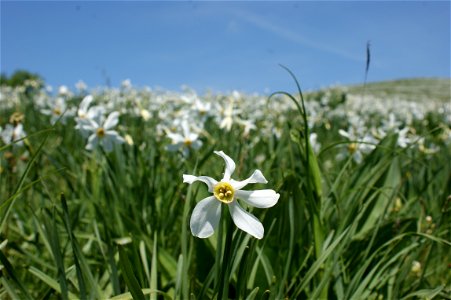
1,73,450,299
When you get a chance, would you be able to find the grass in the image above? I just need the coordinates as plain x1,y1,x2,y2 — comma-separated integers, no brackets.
0,75,450,299
347,77,451,103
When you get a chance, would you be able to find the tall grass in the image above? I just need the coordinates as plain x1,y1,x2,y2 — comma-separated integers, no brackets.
1,75,450,299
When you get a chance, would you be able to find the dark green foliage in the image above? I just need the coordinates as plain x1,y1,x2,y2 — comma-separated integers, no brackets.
0,69,44,88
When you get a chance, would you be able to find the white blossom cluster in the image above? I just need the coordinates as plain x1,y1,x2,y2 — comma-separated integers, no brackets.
1,80,449,161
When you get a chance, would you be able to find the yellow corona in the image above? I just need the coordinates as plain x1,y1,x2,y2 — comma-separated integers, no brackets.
213,182,235,203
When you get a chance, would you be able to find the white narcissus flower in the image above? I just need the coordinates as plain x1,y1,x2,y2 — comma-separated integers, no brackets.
75,95,105,137
338,128,376,164
75,80,87,92
183,151,280,239
1,123,26,145
76,95,102,122
166,120,202,157
219,98,241,132
40,97,73,125
309,132,321,154
82,111,125,152
58,85,70,96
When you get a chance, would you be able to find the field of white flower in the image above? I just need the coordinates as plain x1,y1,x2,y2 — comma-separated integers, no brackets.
1,73,450,299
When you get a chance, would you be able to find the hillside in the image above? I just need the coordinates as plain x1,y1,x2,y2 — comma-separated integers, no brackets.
345,77,451,103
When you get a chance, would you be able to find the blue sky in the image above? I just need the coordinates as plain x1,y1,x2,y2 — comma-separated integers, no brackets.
1,1,450,93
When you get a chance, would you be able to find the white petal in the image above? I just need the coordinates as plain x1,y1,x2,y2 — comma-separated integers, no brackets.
229,201,264,239
41,109,52,116
106,131,125,143
230,169,267,190
167,132,183,143
188,133,199,142
181,120,190,138
86,134,98,150
354,151,363,164
182,147,189,157
79,95,93,113
104,111,120,130
167,143,183,152
183,175,218,192
190,196,221,238
87,118,100,130
13,124,24,137
87,106,105,121
102,132,124,152
191,140,202,150
214,151,235,181
338,129,350,138
80,122,96,132
235,189,280,208
102,136,114,152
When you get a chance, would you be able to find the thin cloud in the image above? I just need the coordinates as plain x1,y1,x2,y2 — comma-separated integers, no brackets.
226,19,240,33
232,9,364,62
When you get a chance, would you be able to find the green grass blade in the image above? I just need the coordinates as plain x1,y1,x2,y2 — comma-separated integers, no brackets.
60,193,103,299
28,266,78,299
109,288,172,300
293,227,350,297
0,132,49,233
400,285,445,300
1,277,22,299
118,245,145,300
245,287,260,300
0,250,33,300
42,207,69,300
139,240,151,291
150,232,158,300
60,193,87,298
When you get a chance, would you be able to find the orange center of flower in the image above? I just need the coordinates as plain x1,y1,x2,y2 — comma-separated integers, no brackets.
213,182,235,203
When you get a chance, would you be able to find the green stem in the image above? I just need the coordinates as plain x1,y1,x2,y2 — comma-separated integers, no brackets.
217,205,233,300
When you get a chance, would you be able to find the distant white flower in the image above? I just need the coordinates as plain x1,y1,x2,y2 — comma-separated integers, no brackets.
121,79,132,89
166,120,202,157
338,128,376,164
309,132,321,154
411,261,421,275
75,95,105,136
396,127,412,148
58,85,70,96
237,118,256,137
219,98,241,132
124,134,134,146
82,111,125,152
40,97,73,124
382,113,402,132
192,99,212,122
140,109,152,121
183,151,280,239
0,123,26,145
417,137,439,154
75,80,87,92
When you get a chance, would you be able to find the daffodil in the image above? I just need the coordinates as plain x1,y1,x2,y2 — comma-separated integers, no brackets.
183,151,280,239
